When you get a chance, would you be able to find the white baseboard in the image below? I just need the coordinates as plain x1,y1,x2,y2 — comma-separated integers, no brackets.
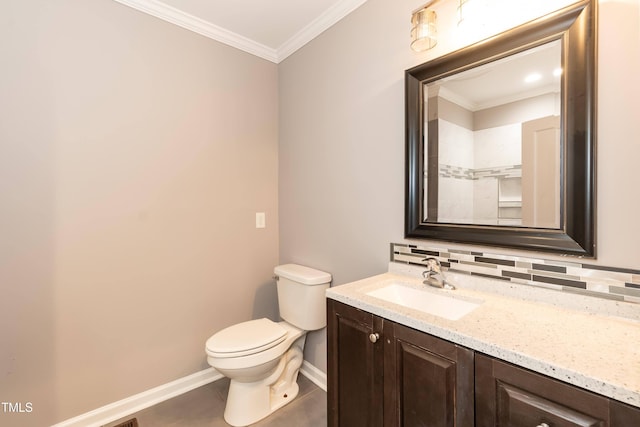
51,368,223,427
52,360,326,427
299,360,327,392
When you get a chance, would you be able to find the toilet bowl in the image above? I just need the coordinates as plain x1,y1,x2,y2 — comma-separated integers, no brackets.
205,264,331,427
206,319,306,426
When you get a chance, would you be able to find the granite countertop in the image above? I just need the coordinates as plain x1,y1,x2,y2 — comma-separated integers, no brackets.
326,264,640,408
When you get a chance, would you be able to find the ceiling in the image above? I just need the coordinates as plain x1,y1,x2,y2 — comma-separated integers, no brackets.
436,40,562,111
112,0,369,63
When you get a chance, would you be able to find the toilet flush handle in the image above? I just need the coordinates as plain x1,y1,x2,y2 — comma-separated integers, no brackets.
273,275,279,281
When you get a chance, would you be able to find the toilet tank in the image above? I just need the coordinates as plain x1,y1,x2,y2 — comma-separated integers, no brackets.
274,264,332,331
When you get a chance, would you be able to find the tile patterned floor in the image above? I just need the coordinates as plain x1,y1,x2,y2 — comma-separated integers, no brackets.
103,375,326,427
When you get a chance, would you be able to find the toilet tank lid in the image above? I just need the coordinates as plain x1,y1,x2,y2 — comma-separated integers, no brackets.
274,264,332,285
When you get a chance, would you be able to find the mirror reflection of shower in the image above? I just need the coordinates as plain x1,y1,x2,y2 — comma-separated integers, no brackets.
423,40,561,228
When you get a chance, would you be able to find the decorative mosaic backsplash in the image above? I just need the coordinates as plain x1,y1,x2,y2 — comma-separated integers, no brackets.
438,164,521,181
391,243,640,304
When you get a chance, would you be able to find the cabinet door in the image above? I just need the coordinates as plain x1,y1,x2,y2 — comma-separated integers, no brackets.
476,354,609,427
385,322,475,427
327,300,384,427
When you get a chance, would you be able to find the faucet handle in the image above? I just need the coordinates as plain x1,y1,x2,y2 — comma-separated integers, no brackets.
422,257,442,273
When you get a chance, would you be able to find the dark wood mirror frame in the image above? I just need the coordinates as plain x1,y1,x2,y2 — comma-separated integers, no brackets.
405,0,596,257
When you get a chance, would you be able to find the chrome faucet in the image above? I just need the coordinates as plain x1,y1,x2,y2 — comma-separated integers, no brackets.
422,257,455,290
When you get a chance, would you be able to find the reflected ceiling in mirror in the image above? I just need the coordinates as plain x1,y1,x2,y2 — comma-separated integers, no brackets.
405,0,596,257
423,40,562,228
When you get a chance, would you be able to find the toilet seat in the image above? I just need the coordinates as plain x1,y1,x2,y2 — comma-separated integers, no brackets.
206,318,287,358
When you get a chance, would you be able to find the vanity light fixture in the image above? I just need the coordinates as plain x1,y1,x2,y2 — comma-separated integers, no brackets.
524,72,542,83
457,0,485,29
411,1,440,51
457,0,469,26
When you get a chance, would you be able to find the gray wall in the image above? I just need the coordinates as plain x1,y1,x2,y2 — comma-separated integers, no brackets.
278,0,412,371
278,0,640,372
0,1,278,425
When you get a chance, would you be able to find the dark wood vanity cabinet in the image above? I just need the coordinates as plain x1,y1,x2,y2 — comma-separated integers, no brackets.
475,354,640,427
327,299,385,427
327,299,474,427
328,299,640,427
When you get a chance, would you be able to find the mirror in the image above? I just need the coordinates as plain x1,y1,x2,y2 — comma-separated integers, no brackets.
405,0,596,257
424,40,562,228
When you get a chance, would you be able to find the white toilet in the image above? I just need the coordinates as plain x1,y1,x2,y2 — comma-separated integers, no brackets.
205,264,331,427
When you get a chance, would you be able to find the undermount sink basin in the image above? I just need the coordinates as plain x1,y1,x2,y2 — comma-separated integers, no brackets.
366,283,480,321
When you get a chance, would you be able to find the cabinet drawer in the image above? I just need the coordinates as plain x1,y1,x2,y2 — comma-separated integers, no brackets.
476,354,609,427
495,381,605,427
610,400,640,426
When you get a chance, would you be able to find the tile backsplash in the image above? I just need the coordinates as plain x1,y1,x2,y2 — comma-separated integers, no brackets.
392,243,640,304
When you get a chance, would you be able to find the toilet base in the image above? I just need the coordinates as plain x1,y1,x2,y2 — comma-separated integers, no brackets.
223,337,305,427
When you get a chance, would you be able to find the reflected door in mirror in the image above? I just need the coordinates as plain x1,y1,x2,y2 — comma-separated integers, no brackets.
522,115,561,228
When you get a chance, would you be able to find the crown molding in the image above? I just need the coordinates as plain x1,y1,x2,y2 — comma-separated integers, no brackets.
276,0,369,62
113,0,368,64
112,0,279,63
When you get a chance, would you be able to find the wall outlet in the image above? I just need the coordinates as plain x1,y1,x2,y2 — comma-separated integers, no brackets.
255,212,266,228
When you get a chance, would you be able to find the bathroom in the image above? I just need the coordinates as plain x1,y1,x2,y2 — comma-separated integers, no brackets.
1,0,638,426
